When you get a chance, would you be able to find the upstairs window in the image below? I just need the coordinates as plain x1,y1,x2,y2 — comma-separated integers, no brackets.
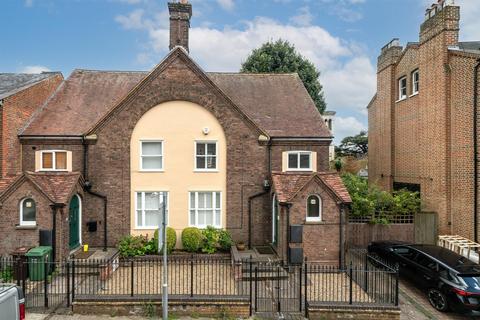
287,151,312,171
41,151,67,171
398,76,407,100
141,141,163,171
20,198,36,226
306,195,322,222
412,70,419,95
195,142,217,171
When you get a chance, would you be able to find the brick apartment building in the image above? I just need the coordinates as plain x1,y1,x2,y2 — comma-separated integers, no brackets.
0,1,350,264
368,0,480,241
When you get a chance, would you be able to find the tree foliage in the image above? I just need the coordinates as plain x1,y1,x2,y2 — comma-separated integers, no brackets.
241,39,326,114
336,131,368,158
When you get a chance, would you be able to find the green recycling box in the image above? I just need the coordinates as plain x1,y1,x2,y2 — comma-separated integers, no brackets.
25,246,52,281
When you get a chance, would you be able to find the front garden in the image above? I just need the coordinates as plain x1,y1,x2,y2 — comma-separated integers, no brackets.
118,226,234,258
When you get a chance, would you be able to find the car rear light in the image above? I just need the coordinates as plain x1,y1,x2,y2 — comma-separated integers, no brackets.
451,287,480,297
19,299,25,320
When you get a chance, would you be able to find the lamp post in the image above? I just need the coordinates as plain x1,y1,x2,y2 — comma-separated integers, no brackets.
156,192,168,319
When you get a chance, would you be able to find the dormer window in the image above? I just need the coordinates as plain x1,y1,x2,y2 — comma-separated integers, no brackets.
287,151,312,171
41,151,67,171
398,76,407,100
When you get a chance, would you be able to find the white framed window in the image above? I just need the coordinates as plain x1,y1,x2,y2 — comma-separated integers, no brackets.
195,141,217,171
306,195,322,222
40,150,67,171
287,151,312,171
20,198,36,226
135,191,168,229
140,141,163,171
189,191,221,228
398,76,407,100
411,70,419,95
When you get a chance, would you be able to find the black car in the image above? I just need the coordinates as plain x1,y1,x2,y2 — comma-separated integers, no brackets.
368,241,480,314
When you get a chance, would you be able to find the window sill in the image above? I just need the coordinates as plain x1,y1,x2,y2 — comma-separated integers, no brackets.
37,169,69,172
409,92,419,97
16,225,37,230
138,170,164,173
303,220,324,225
395,97,407,103
134,227,162,230
193,169,219,173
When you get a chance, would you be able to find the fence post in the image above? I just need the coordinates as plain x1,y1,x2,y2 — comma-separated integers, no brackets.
249,255,253,317
72,260,75,302
298,265,302,312
66,261,70,308
304,257,308,318
395,263,399,306
130,260,134,297
190,254,194,297
349,262,353,305
44,258,48,308
364,253,368,291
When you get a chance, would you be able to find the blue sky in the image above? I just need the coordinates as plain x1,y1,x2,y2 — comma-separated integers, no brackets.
1,0,478,142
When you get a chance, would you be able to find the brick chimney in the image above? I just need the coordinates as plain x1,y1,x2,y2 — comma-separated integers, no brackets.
419,0,459,46
168,0,192,52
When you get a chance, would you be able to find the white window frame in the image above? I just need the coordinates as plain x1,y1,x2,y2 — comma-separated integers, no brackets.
398,76,407,101
411,70,419,96
306,195,322,222
287,151,313,171
194,141,218,172
134,191,169,229
19,198,36,226
40,150,68,171
188,191,222,228
140,140,164,172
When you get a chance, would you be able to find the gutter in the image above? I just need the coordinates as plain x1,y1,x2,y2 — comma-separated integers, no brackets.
19,135,83,140
82,137,108,252
474,59,480,242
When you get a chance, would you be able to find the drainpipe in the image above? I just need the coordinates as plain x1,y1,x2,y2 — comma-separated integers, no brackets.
50,203,64,264
82,137,108,252
474,59,480,242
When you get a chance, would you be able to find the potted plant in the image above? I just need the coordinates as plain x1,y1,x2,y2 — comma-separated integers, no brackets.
236,241,246,251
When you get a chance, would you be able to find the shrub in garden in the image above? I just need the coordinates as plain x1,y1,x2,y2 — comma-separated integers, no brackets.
218,229,233,251
118,235,148,257
154,227,177,254
201,226,220,254
182,227,204,252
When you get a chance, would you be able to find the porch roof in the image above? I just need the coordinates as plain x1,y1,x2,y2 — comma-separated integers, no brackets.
271,171,351,204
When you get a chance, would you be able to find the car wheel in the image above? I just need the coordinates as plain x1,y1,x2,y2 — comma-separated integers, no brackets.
427,288,449,312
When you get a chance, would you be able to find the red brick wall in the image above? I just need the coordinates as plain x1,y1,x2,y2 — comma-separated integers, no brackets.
1,75,63,177
270,143,330,172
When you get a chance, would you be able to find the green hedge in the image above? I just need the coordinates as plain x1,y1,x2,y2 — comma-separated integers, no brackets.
154,227,177,254
182,227,204,252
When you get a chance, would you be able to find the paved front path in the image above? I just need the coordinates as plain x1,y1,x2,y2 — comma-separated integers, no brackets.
399,279,477,320
27,314,214,320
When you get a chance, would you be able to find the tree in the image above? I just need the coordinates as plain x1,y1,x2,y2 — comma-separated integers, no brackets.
241,40,327,114
336,131,368,157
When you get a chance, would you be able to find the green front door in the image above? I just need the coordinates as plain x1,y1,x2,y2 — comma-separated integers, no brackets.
69,195,80,249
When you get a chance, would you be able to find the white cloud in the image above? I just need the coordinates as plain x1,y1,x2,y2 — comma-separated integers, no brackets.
457,0,480,41
24,0,33,7
216,0,234,11
19,65,51,74
289,6,313,27
333,116,367,142
115,9,146,30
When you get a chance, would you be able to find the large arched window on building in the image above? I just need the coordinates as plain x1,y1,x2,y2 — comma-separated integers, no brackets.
20,198,36,226
306,195,321,222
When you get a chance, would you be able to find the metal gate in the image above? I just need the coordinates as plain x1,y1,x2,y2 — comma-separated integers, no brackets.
415,211,438,244
250,261,303,315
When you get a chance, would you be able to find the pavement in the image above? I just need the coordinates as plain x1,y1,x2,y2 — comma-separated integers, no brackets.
27,314,214,320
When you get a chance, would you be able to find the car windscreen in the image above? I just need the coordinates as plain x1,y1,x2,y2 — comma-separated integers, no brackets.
459,275,480,289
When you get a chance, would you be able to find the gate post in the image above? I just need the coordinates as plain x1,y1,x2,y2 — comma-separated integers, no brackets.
72,260,75,302
349,262,353,305
44,258,48,308
298,265,302,312
254,266,258,313
66,261,70,307
249,255,253,317
304,257,308,318
130,260,134,297
190,254,194,297
395,263,399,306
277,265,281,313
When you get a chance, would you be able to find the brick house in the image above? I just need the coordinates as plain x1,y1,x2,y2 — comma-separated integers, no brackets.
0,1,350,264
368,0,480,241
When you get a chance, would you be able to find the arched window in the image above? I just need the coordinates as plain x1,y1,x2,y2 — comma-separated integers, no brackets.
20,198,36,226
306,195,321,222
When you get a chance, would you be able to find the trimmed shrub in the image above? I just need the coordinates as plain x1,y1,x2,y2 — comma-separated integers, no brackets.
154,227,177,254
201,226,220,254
182,227,203,252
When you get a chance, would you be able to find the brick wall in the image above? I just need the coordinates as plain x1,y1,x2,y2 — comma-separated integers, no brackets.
270,143,330,172
1,74,63,177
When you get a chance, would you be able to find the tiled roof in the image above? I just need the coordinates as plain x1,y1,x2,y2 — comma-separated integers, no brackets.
271,171,351,204
0,175,22,194
24,172,82,204
22,68,331,138
0,72,61,100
